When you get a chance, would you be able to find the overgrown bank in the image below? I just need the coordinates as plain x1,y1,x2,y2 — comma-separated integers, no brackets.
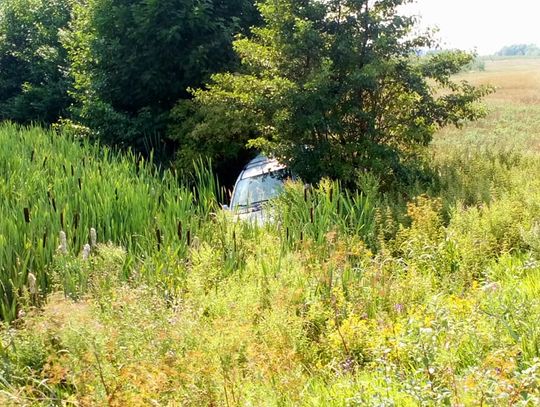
3,86,540,403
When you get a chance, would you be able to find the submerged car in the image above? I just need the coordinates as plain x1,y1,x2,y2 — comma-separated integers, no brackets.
226,154,291,223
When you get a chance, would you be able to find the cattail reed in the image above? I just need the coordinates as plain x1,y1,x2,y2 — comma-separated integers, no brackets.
1,124,227,322
23,207,30,223
156,228,162,250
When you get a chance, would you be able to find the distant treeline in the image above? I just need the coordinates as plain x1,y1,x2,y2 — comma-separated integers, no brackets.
495,44,540,57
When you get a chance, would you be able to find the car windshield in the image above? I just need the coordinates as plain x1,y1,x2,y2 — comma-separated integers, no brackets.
231,169,289,209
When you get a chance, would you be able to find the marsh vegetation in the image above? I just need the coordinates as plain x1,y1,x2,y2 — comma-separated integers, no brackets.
1,59,540,405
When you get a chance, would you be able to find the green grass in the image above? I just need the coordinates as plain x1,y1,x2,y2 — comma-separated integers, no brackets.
1,59,540,405
0,123,224,321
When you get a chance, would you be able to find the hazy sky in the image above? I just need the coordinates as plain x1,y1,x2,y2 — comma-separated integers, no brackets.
402,0,540,55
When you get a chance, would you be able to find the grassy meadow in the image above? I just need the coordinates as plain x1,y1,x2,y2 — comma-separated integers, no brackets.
1,59,540,405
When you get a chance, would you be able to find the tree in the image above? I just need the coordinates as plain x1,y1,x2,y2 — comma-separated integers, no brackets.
173,0,491,186
64,0,260,152
0,0,73,123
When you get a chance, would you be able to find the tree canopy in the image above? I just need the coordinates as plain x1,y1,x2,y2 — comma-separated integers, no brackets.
173,0,491,185
0,0,72,123
64,0,260,151
0,0,493,186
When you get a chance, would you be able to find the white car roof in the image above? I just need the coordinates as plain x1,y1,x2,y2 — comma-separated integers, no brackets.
240,155,287,179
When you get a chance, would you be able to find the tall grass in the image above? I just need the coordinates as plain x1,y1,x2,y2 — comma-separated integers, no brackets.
0,123,376,322
0,123,221,321
273,179,375,247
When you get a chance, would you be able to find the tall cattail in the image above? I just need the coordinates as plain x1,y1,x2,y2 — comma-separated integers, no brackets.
90,227,97,248
58,230,68,254
156,228,162,251
23,207,30,223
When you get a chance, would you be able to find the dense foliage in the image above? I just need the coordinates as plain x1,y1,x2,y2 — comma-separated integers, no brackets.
63,0,260,151
174,0,491,185
0,0,72,123
0,0,491,183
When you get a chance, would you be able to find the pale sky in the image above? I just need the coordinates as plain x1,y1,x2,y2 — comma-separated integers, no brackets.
402,0,540,55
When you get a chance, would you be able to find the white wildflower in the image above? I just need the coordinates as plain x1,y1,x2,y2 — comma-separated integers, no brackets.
419,327,433,335
481,282,501,292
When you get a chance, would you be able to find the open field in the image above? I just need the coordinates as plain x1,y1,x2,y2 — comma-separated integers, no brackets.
1,59,540,405
435,58,540,151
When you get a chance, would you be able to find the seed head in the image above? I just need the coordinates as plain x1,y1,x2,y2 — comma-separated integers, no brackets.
90,227,97,248
82,243,91,260
27,272,37,295
58,230,67,254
